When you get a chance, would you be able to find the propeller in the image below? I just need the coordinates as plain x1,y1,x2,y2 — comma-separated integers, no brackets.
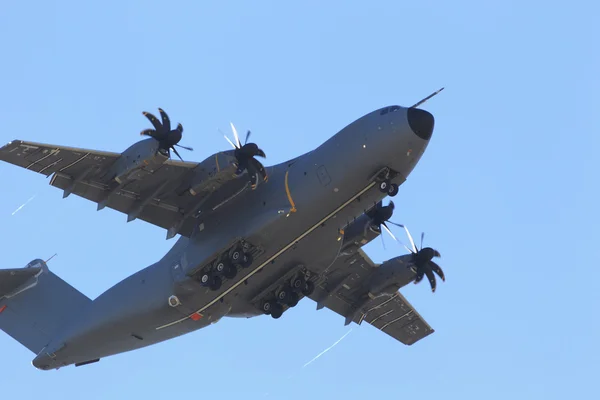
224,122,268,189
365,201,445,292
365,200,396,234
140,108,193,161
397,225,445,293
364,200,403,250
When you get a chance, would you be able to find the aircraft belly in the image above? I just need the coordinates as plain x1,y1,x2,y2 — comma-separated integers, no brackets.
228,184,389,313
40,261,211,368
147,111,417,329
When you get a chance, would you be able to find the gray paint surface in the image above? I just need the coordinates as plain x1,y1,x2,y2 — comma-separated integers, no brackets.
0,103,443,370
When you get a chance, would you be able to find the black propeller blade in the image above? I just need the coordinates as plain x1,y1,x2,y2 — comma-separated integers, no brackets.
225,122,268,189
365,200,397,235
140,108,193,161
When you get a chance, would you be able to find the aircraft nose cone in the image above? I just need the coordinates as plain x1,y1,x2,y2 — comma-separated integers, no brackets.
407,108,434,140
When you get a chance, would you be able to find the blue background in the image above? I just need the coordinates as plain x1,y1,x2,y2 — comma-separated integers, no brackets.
1,1,598,399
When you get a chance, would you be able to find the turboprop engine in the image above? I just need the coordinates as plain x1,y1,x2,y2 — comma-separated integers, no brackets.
108,108,194,184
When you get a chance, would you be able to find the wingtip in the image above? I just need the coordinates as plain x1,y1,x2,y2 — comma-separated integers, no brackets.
2,139,21,150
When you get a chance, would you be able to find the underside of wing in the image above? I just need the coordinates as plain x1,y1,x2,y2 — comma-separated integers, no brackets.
0,140,120,177
1,140,262,238
308,248,434,346
355,292,434,345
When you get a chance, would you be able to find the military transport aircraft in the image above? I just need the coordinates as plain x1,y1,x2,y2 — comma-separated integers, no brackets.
0,89,446,371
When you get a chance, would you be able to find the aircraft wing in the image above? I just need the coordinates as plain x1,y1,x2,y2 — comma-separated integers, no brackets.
308,248,434,345
0,140,243,238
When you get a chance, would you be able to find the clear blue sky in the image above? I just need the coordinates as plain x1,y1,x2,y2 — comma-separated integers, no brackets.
1,1,598,398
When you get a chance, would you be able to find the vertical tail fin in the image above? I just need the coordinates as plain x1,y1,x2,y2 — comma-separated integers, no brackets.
0,259,91,355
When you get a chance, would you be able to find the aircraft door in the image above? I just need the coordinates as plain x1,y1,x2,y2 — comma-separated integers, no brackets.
316,165,331,186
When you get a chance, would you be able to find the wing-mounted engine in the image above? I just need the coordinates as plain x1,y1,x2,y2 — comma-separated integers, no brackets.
339,235,445,326
339,200,398,254
108,108,194,184
111,138,168,184
178,122,271,214
184,150,239,196
222,122,268,190
366,254,418,296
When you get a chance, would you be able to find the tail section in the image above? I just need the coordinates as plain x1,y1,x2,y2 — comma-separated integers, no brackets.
0,259,91,355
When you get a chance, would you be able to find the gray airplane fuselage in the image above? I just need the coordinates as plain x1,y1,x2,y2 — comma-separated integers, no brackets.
32,105,433,370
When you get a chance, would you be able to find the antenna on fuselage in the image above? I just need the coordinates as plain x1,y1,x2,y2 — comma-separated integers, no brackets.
410,87,445,108
45,253,58,263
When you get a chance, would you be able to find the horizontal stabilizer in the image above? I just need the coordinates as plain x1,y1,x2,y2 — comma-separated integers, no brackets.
0,259,91,355
0,267,42,299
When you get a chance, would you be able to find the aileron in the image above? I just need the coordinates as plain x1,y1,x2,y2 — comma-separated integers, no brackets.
0,140,119,178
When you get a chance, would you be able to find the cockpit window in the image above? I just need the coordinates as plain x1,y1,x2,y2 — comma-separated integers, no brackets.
380,106,400,115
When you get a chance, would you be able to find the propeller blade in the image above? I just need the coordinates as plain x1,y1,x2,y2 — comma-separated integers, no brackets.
429,260,445,282
175,144,194,151
366,201,382,219
381,222,397,241
399,224,417,253
255,148,266,158
380,204,394,222
420,232,424,250
245,130,251,145
140,129,158,139
224,134,238,149
433,249,441,258
246,159,260,189
424,268,437,292
381,223,413,254
143,111,163,132
414,270,425,284
249,157,268,182
158,108,171,131
171,146,184,162
230,122,242,148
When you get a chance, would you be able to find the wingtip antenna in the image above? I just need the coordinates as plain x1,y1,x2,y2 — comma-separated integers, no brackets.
45,253,57,263
410,87,445,109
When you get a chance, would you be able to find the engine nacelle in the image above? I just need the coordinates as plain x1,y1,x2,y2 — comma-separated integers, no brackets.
366,254,416,295
109,139,170,184
340,213,379,250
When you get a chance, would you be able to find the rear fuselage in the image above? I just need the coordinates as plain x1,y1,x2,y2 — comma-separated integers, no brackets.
32,105,433,370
